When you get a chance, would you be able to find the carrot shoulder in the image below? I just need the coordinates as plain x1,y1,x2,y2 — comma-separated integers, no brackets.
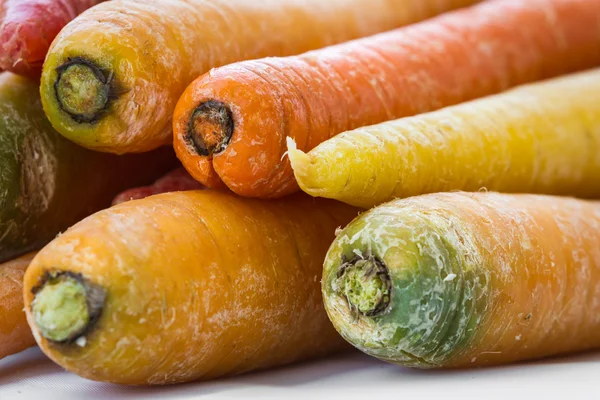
323,192,600,368
40,0,477,154
173,0,600,198
0,253,36,360
0,0,103,77
24,191,359,384
289,68,600,208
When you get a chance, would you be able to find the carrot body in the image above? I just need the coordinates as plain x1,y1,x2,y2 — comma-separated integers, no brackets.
1,253,36,360
0,0,104,77
24,191,358,384
290,69,600,208
173,0,600,198
40,0,480,154
112,168,203,205
323,192,600,368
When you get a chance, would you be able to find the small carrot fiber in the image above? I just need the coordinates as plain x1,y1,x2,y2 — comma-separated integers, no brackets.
24,191,359,384
0,0,104,77
40,0,478,154
323,192,600,368
174,0,600,198
1,253,36,360
112,168,204,205
290,69,600,208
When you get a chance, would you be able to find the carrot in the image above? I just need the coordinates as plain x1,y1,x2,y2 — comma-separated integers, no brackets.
323,192,600,368
112,168,204,205
23,191,359,384
0,72,177,263
173,0,600,198
0,0,104,77
289,69,600,208
1,253,36,360
39,0,480,154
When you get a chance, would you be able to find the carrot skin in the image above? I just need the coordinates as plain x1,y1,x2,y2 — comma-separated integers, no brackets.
323,192,600,368
24,191,359,384
112,168,204,205
0,253,36,360
290,68,600,208
40,0,480,153
174,0,600,198
0,72,177,263
0,0,104,77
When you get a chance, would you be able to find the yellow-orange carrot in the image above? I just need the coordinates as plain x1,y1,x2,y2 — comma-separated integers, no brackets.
173,0,600,198
40,0,478,154
1,253,36,360
24,191,359,384
289,69,600,208
323,192,600,368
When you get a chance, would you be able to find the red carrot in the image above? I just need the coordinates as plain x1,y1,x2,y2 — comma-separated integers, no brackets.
173,0,600,198
112,168,204,205
0,0,104,77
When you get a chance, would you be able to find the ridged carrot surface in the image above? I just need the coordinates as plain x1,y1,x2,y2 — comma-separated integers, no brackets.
289,69,600,208
323,192,600,368
0,0,104,77
24,191,358,384
173,0,600,198
39,0,478,154
1,253,36,360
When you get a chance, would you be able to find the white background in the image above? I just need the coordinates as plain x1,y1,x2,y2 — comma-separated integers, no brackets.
0,347,597,399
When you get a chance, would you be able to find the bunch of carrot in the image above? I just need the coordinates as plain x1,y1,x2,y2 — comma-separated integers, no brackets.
2,0,600,389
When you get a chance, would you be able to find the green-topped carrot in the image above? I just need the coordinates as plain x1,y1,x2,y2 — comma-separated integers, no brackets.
0,72,176,263
289,68,600,208
39,0,479,153
323,192,600,368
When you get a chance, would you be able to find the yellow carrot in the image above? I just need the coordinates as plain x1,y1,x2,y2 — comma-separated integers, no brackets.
289,68,600,208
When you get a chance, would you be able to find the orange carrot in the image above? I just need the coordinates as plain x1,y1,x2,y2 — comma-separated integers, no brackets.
173,0,600,198
1,253,36,360
112,168,203,205
40,0,479,154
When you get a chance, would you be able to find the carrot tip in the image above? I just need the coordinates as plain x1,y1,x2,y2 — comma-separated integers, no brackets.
54,57,113,124
335,255,391,317
186,100,234,156
30,271,106,344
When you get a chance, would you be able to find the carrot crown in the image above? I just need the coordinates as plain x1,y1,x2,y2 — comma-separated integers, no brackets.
186,100,234,156
54,57,114,123
30,271,106,344
323,207,489,367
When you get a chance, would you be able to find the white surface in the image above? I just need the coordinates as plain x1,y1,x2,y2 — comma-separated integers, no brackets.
1,347,598,399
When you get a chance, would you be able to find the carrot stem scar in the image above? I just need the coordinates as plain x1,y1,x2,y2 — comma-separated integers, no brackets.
54,57,113,123
187,100,234,156
336,256,391,317
31,272,106,344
